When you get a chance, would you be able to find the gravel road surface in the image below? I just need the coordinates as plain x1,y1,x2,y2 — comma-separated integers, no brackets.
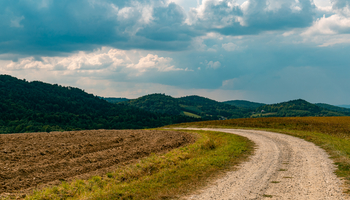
179,128,346,200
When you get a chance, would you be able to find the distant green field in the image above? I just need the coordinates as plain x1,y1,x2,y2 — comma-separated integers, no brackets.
182,111,201,118
179,104,203,114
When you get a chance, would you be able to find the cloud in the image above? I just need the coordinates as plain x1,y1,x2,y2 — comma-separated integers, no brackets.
189,0,316,36
0,0,200,55
302,14,350,35
136,3,200,41
317,35,350,46
222,42,237,51
0,0,322,56
4,47,185,74
221,78,239,88
206,60,221,69
129,54,183,73
332,0,350,11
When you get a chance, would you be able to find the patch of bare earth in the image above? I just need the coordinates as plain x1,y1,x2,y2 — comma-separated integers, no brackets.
0,129,194,197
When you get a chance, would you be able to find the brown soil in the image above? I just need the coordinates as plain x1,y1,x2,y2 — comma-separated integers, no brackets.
0,129,195,195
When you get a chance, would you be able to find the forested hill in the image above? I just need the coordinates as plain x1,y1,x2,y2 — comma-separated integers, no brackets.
0,75,197,134
178,95,249,119
124,94,182,115
253,99,347,117
315,103,350,115
124,94,251,120
103,97,130,103
223,100,266,109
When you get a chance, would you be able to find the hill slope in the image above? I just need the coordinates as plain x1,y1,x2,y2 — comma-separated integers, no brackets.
316,103,350,114
223,100,265,109
178,95,248,119
254,99,346,117
103,97,130,103
338,105,350,109
0,75,197,134
125,94,182,116
124,94,250,120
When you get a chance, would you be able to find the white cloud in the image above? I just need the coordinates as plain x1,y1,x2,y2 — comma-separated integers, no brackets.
5,47,184,75
206,60,221,69
317,34,350,46
188,0,244,27
283,30,296,36
207,48,217,52
222,42,237,51
129,54,182,73
302,14,350,36
140,6,154,24
6,57,52,70
222,78,239,88
117,7,136,20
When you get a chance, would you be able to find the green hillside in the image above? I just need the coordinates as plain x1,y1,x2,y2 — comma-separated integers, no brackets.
316,103,350,114
339,105,350,109
103,97,130,103
125,94,250,120
254,99,346,117
178,95,249,119
125,94,182,115
0,75,197,134
223,100,265,109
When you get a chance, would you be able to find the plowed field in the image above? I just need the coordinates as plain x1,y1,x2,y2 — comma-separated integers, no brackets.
0,129,194,195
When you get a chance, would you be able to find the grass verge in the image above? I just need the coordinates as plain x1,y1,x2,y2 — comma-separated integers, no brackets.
22,130,253,200
165,117,350,192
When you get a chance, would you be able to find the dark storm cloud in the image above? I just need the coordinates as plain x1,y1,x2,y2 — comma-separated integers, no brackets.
0,0,197,56
0,0,126,55
136,3,200,41
192,0,316,35
0,0,319,56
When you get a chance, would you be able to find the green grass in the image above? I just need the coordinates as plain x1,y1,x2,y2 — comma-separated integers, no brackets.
23,130,253,200
179,104,203,114
182,111,201,118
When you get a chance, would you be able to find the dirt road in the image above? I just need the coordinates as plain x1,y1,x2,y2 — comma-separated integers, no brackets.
180,128,346,200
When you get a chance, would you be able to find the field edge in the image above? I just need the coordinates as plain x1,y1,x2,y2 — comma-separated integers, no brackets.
7,129,254,200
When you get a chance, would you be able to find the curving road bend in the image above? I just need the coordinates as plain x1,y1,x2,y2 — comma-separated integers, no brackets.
178,128,346,200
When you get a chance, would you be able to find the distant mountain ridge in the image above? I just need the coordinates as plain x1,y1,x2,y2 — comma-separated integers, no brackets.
0,75,197,134
122,93,250,120
103,97,130,103
2,74,349,134
254,99,347,117
315,103,350,114
223,100,266,109
121,94,350,119
338,105,350,109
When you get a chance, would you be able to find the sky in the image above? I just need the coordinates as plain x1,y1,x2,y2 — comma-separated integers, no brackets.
0,0,350,104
